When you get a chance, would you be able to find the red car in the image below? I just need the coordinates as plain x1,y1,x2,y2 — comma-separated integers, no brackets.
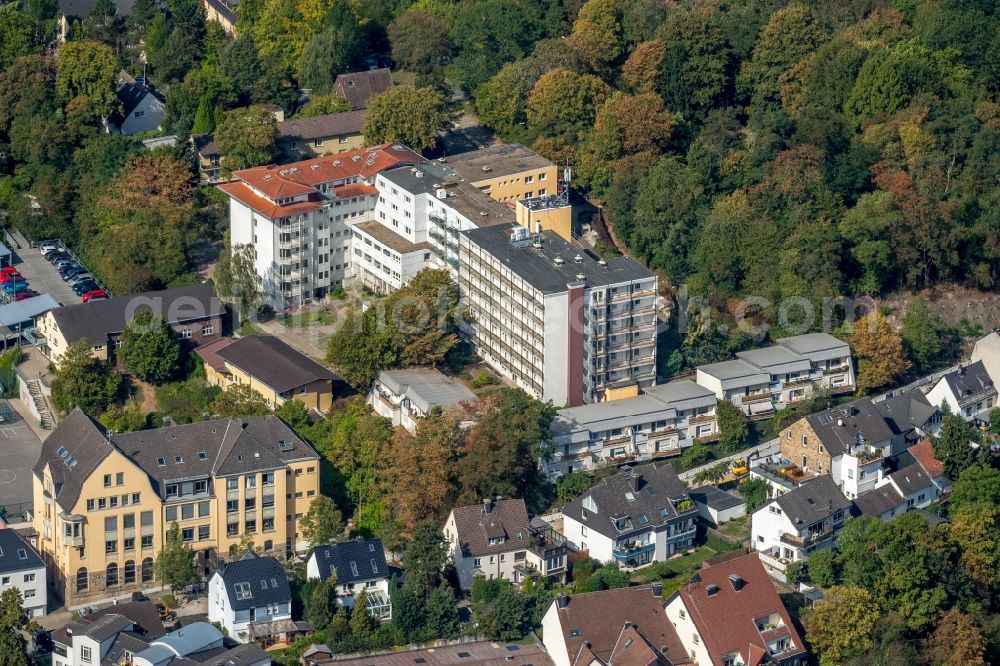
82,289,108,302
0,267,22,280
14,291,38,301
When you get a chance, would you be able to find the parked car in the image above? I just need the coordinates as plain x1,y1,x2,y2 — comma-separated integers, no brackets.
39,244,60,256
61,267,85,279
56,262,80,274
3,282,28,293
73,281,98,294
1,270,23,281
82,289,108,302
0,265,20,275
15,290,39,301
46,252,70,263
67,273,93,286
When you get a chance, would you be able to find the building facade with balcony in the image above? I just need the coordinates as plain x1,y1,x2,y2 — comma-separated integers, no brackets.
207,552,295,644
32,410,320,608
696,333,855,418
367,367,477,433
444,498,567,590
751,476,854,576
305,540,392,620
561,464,696,567
925,360,997,422
546,380,717,478
459,224,657,406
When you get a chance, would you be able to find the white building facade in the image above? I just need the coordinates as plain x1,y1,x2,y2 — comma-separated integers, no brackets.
0,530,46,617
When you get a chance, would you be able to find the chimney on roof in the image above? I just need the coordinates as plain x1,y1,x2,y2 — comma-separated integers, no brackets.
241,422,248,430
651,582,662,597
837,418,844,427
557,593,568,609
728,574,745,592
483,498,492,515
631,473,642,493
163,416,175,428
958,365,965,376
203,412,210,422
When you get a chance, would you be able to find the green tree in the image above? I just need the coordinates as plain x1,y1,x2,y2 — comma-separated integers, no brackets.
402,520,448,600
0,5,34,71
215,106,278,173
526,68,612,142
275,399,311,430
155,522,197,593
297,15,362,91
656,10,732,116
296,95,351,118
228,533,257,559
0,587,34,666
98,401,147,433
305,573,338,630
923,607,988,666
349,589,376,642
802,585,880,664
389,10,451,74
424,582,460,639
363,85,449,153
209,384,271,417
575,562,629,592
693,460,730,486
738,477,770,512
214,241,263,323
739,3,824,105
678,444,713,470
479,586,529,641
566,0,624,71
933,415,977,480
191,97,216,135
120,310,182,384
901,298,946,372
51,340,121,415
806,549,839,587
219,33,265,103
950,463,1000,509
449,0,542,94
55,40,118,118
299,495,345,546
716,399,750,454
555,471,591,501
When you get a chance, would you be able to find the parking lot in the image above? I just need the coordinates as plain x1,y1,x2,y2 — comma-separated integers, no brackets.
0,402,43,515
10,246,84,306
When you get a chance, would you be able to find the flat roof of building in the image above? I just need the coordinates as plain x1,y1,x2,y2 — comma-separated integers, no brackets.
775,332,850,356
442,143,553,182
697,358,767,381
381,164,515,227
378,367,476,413
461,224,654,295
736,345,811,369
354,220,430,255
321,641,553,665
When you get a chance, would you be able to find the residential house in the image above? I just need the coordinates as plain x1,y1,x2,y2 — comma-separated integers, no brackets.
460,224,658,406
561,464,697,567
873,390,941,450
277,111,367,158
305,540,391,620
107,75,164,136
547,380,718,478
926,360,997,422
0,529,46,617
751,476,854,577
208,552,299,645
57,0,132,42
52,617,268,666
541,584,689,666
855,462,936,520
193,134,223,184
443,498,567,590
663,553,807,666
778,398,895,499
196,335,340,413
332,69,394,110
972,331,1000,386
36,284,225,367
900,438,951,495
689,486,745,526
50,601,166,666
367,367,477,433
32,409,320,607
696,333,855,418
203,0,238,35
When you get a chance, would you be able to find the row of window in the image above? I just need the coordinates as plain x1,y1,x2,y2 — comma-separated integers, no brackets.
75,559,153,595
86,493,142,512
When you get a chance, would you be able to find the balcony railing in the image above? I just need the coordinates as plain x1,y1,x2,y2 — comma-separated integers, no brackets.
779,528,834,549
613,541,654,558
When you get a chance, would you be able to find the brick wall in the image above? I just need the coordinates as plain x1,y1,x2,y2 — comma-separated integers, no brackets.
778,419,832,475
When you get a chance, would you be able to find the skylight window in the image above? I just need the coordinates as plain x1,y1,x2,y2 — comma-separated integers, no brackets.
350,561,359,577
371,559,379,574
271,578,278,588
17,549,27,560
638,514,649,524
234,582,252,600
659,507,669,518
157,458,166,466
261,580,268,590
198,452,207,460
174,455,184,463
625,492,635,501
56,446,68,458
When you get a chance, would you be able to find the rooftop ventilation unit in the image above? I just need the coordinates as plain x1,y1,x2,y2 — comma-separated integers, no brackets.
598,259,608,267
532,241,542,249
481,165,491,172
554,256,565,265
436,188,448,199
574,254,583,263
479,211,488,217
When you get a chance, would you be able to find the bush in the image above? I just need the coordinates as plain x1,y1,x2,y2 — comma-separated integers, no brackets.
160,593,177,608
472,370,496,387
806,549,838,587
154,378,222,423
678,444,714,470
575,563,629,593
556,471,592,501
471,575,508,603
570,557,597,584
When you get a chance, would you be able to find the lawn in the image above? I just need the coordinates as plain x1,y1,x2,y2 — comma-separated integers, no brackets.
630,538,743,597
715,515,751,541
282,310,335,327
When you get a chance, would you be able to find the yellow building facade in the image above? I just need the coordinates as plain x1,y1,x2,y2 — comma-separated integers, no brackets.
33,409,321,608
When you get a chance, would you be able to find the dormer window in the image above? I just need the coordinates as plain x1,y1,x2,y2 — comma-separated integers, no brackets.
487,536,506,545
582,496,597,513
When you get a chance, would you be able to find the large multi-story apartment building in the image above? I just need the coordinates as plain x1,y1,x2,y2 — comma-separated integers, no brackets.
459,223,657,406
547,380,718,478
696,332,855,418
219,142,567,307
32,409,320,608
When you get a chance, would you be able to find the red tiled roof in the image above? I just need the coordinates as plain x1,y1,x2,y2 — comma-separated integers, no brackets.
678,554,805,665
451,498,531,557
233,143,422,195
909,438,945,478
608,624,671,666
555,586,689,665
218,182,325,219
195,337,236,372
334,182,378,198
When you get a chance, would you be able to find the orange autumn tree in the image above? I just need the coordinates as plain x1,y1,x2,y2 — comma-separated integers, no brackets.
848,311,910,392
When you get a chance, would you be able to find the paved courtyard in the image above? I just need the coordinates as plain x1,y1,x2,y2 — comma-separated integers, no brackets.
0,401,42,518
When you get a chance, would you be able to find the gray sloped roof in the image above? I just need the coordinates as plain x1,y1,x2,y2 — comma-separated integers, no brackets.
215,335,338,393
277,111,366,141
772,475,853,528
736,345,811,372
875,391,937,437
941,361,996,401
0,530,43,573
854,485,904,517
59,0,134,19
805,397,895,456
31,408,116,512
102,633,153,666
689,485,743,511
152,623,223,657
216,553,290,611
0,293,60,327
562,463,692,540
332,69,393,110
308,539,388,585
889,463,933,496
